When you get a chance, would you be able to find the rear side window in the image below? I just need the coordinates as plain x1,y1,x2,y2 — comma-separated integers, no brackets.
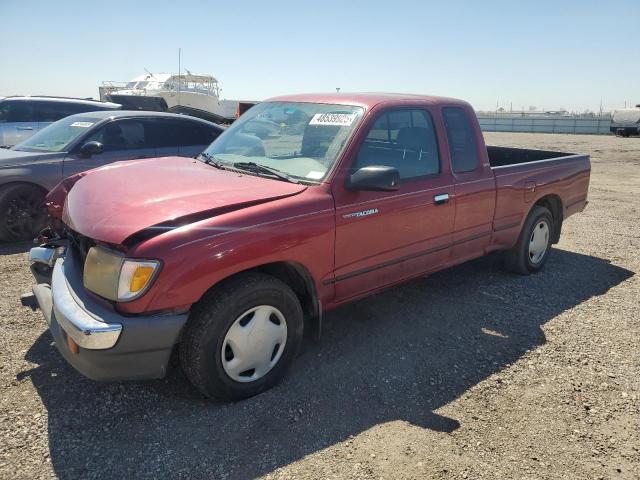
33,101,69,122
180,121,221,145
0,101,35,122
32,101,115,123
0,102,9,122
443,107,479,173
146,119,221,148
354,108,440,180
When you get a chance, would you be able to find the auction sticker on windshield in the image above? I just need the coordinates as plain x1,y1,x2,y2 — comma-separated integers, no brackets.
70,122,94,128
309,113,357,126
306,170,324,180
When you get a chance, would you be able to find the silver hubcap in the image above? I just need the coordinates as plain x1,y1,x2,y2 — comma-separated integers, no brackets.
221,305,287,383
529,220,550,264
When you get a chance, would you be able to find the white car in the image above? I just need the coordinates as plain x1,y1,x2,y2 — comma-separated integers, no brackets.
0,96,121,147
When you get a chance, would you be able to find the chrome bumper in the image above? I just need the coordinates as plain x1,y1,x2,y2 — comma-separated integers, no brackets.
27,246,188,381
32,251,122,350
29,246,59,267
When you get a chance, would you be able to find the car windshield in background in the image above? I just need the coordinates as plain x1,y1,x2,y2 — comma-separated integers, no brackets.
13,115,101,152
203,102,364,182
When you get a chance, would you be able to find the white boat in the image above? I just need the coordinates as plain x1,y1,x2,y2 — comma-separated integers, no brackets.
102,72,255,123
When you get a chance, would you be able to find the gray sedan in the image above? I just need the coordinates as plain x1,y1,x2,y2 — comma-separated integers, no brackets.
0,111,223,241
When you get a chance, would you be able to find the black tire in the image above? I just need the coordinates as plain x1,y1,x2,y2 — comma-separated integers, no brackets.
180,272,304,401
0,184,48,242
505,205,554,275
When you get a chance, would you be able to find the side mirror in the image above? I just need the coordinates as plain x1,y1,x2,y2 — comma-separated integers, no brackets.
79,141,104,158
346,165,400,191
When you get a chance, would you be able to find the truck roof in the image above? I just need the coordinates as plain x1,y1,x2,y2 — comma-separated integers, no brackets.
265,92,470,110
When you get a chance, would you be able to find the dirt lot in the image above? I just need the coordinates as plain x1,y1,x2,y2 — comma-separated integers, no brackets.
0,132,638,480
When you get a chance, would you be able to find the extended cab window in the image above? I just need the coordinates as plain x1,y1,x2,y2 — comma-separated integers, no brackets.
354,109,439,180
443,107,479,173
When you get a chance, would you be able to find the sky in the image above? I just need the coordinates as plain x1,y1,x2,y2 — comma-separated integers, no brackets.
1,0,638,112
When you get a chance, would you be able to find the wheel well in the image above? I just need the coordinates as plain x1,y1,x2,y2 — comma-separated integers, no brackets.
0,181,48,196
256,262,320,335
198,262,321,339
534,194,563,243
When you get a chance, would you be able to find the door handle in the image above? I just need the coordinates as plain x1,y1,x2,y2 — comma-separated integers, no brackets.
433,193,449,205
17,126,34,130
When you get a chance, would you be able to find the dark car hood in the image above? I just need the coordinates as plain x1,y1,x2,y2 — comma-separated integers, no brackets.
63,156,308,245
0,148,63,167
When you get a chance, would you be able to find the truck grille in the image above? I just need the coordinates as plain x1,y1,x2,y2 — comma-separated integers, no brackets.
66,229,96,264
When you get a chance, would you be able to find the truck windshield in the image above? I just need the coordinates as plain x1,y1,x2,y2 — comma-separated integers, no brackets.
203,102,364,182
13,115,101,152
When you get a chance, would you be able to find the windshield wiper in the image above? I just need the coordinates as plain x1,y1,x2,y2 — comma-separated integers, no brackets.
233,162,299,184
197,152,225,169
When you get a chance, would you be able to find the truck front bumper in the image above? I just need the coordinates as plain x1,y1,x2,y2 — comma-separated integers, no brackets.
30,248,188,381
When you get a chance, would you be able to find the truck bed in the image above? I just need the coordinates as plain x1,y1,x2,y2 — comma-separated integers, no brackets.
485,145,591,252
487,146,576,168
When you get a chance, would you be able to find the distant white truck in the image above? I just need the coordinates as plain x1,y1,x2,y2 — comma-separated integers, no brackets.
610,105,640,137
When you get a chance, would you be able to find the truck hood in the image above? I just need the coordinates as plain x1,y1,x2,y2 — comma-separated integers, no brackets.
63,156,308,245
0,148,62,167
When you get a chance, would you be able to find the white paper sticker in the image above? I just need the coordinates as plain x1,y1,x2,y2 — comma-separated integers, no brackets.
306,170,325,179
309,113,357,127
70,122,94,128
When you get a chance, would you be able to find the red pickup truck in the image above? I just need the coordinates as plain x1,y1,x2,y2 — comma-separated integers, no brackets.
27,93,590,400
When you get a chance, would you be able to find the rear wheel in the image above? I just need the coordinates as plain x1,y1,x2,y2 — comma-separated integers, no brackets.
0,184,48,242
180,272,304,401
505,205,554,275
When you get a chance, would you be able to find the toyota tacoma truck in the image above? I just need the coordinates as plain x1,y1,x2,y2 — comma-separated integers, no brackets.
25,93,590,400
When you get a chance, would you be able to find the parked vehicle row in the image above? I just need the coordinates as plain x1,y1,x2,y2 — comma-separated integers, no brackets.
0,96,121,147
0,111,223,241
23,93,591,401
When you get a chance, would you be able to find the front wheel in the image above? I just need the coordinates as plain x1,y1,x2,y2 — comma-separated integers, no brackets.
505,205,554,275
180,272,304,401
0,184,48,242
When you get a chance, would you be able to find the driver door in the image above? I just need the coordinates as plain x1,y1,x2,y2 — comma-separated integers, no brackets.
63,118,157,177
331,107,455,302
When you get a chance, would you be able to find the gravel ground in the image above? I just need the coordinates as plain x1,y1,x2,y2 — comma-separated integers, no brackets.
0,132,638,480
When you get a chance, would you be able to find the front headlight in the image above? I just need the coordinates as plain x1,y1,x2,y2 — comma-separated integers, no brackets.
83,246,160,302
